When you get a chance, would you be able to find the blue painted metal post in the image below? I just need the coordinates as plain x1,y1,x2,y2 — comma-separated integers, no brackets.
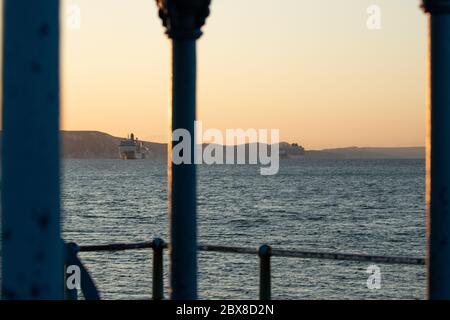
156,0,211,299
259,245,272,300
152,238,164,300
1,0,63,299
422,0,450,299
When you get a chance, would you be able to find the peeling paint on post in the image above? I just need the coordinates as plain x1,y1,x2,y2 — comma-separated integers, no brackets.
422,0,450,299
156,0,211,300
1,1,63,299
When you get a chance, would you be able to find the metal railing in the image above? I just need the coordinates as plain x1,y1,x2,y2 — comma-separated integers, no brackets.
64,239,425,300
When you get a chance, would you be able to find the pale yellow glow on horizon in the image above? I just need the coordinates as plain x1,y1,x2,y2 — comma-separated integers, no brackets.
61,0,426,149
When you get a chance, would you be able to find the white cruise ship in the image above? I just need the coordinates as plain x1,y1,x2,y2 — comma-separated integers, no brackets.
119,133,149,160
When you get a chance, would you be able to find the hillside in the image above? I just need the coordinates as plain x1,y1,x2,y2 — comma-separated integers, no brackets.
318,146,425,159
57,131,424,160
61,131,166,159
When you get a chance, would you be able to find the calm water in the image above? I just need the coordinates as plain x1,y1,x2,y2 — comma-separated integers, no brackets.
62,159,425,300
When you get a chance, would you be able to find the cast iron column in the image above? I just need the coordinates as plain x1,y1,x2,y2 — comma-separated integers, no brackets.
2,0,63,299
156,0,211,299
422,0,450,299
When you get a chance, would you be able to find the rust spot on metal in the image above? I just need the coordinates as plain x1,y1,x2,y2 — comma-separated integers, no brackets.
33,209,50,229
39,215,49,228
3,229,12,242
30,61,42,74
38,23,49,38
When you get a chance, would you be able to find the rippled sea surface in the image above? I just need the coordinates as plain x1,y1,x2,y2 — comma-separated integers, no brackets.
62,159,425,300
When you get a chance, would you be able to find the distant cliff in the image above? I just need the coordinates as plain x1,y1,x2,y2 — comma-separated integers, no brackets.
61,131,166,159
313,146,425,159
61,132,299,160
58,131,424,160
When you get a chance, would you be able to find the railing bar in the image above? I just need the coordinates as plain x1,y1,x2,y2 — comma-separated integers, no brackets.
199,246,424,265
197,245,257,255
79,242,154,252
270,249,425,265
76,241,424,265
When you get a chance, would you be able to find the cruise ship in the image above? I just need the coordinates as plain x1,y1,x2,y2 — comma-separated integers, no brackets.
119,133,149,160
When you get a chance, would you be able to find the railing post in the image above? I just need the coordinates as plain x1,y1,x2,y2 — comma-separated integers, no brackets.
422,0,450,299
65,242,100,300
1,0,63,299
152,238,165,300
156,0,211,300
259,245,272,300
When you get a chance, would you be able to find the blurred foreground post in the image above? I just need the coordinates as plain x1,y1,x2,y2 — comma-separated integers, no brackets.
156,0,211,299
1,0,63,299
422,0,450,299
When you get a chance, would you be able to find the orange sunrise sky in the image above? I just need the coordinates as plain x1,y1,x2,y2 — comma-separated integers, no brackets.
60,0,426,149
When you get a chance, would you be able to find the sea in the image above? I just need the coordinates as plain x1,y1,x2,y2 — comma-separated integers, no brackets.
61,158,425,300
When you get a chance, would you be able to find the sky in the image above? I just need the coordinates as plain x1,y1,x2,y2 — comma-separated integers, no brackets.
61,0,427,149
